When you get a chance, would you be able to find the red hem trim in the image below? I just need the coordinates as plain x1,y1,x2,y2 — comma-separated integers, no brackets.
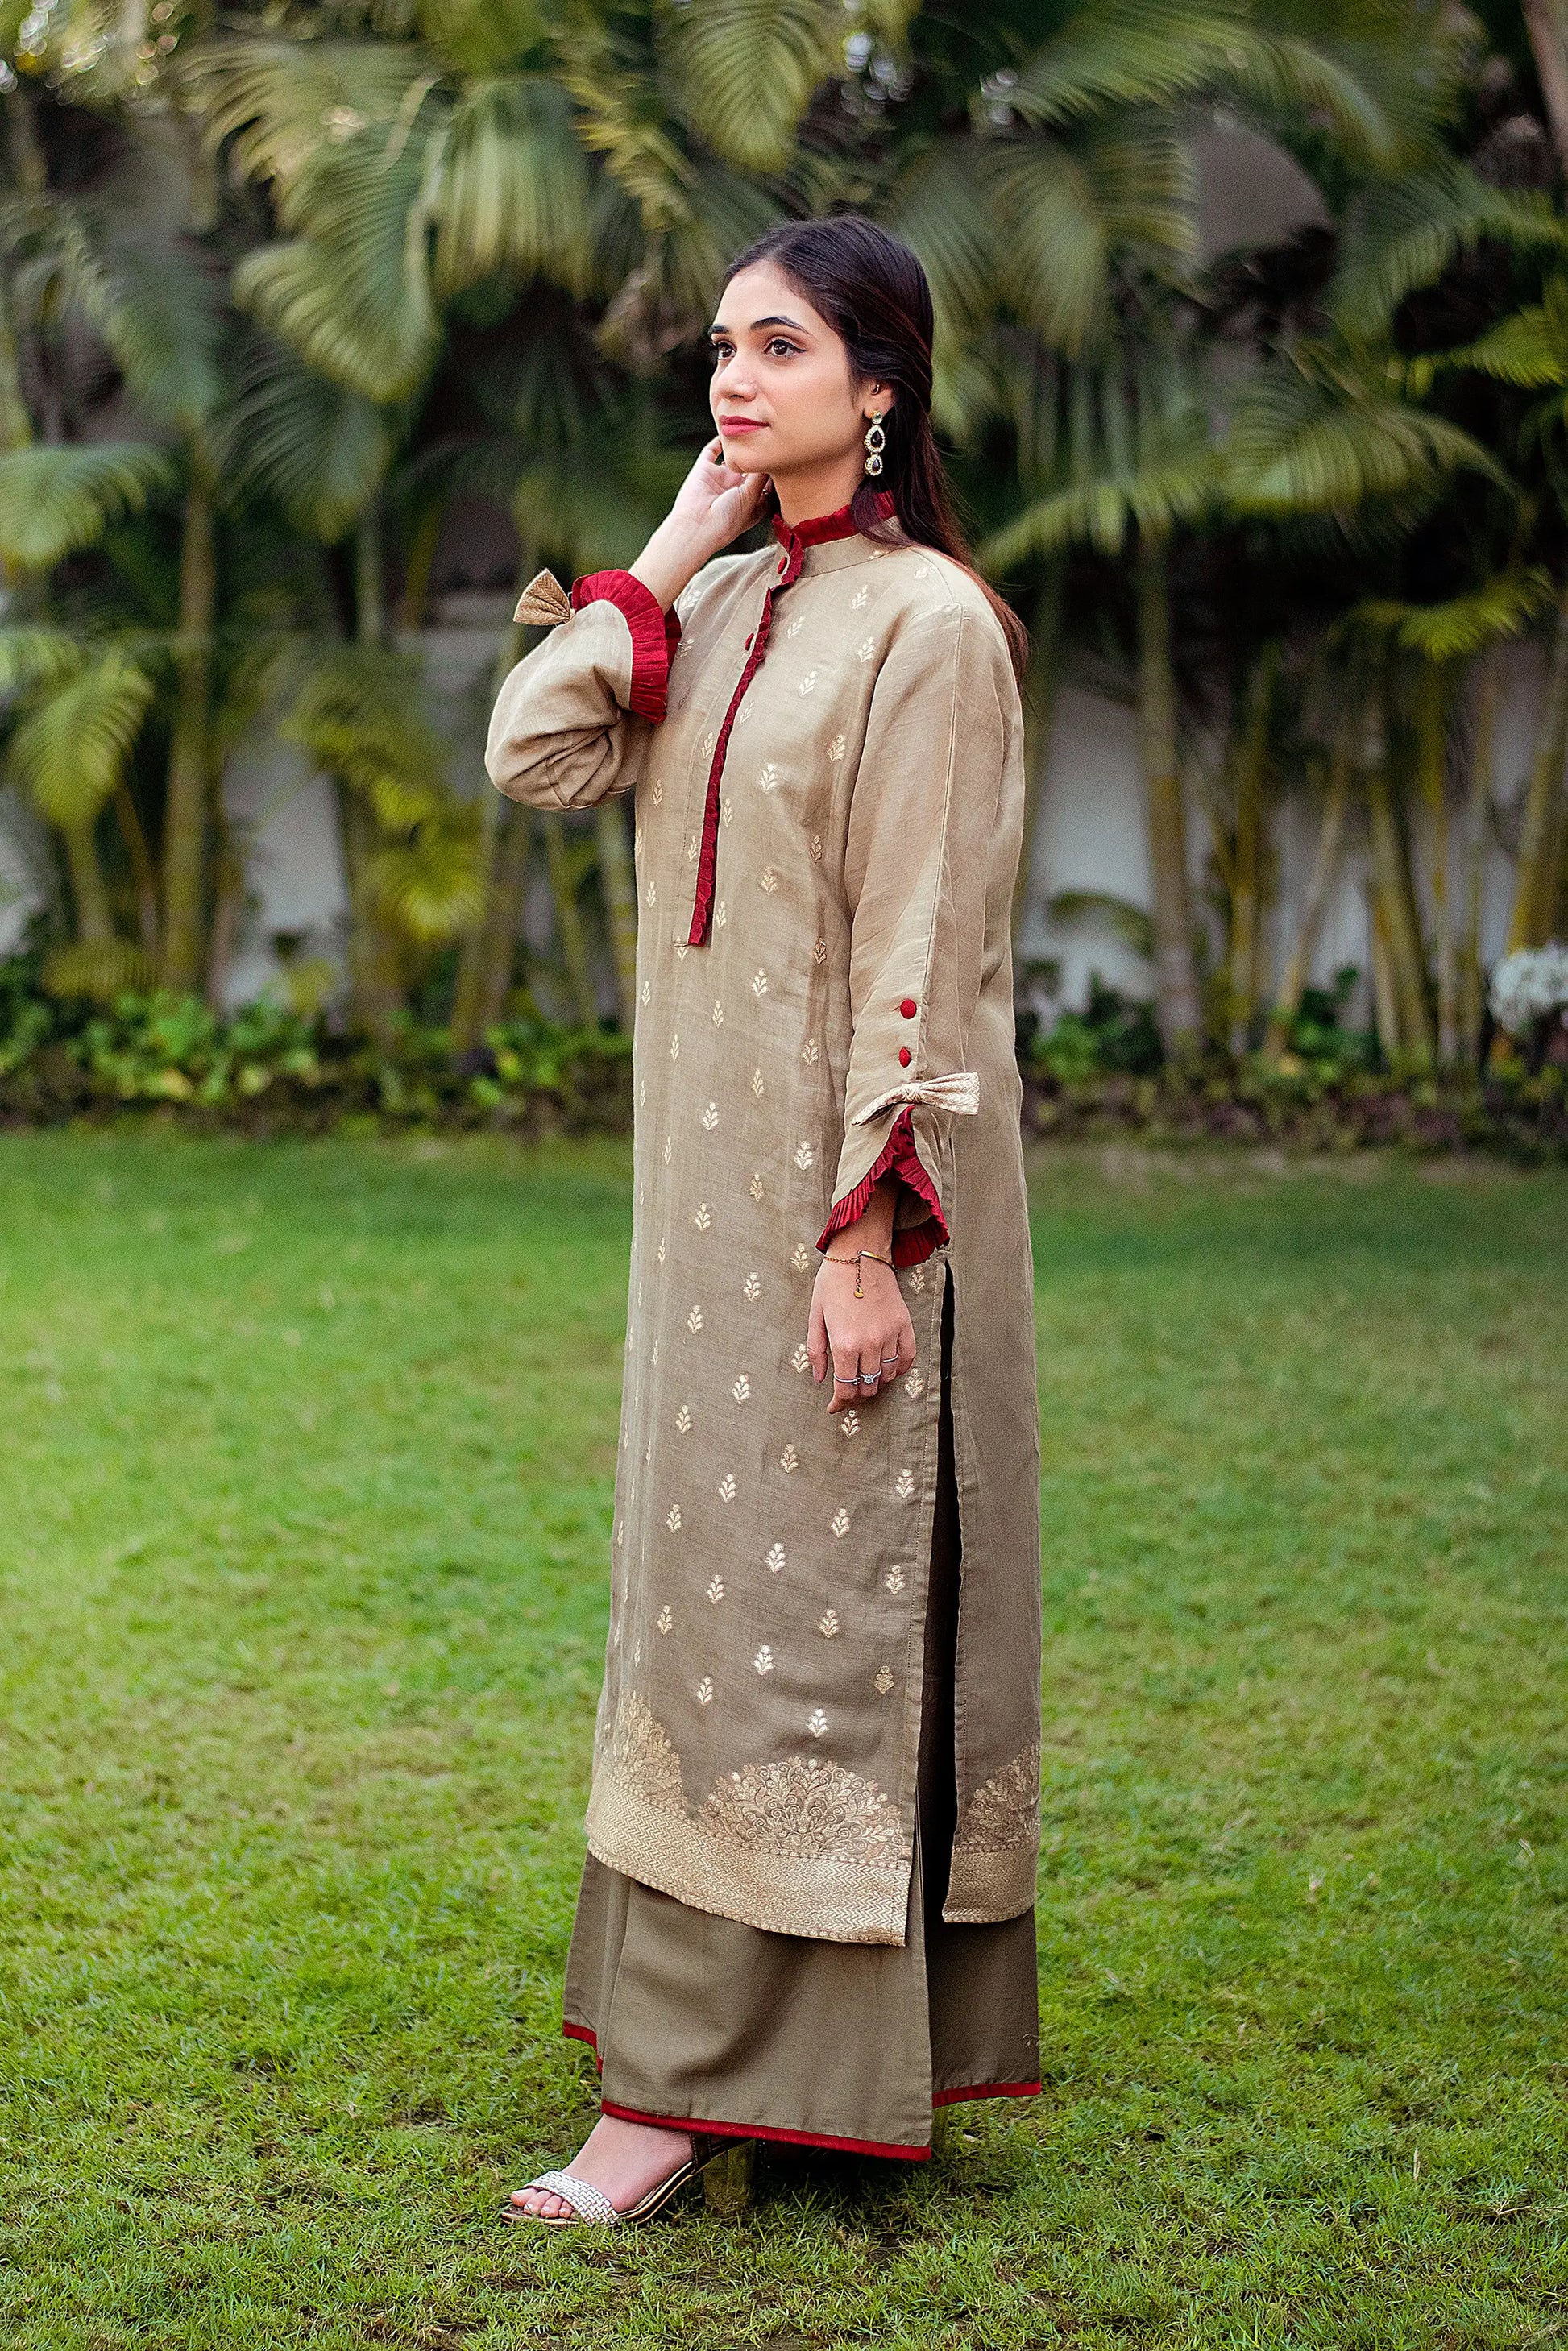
815,1105,949,1261
570,570,672,724
599,2098,930,2163
934,2079,1041,2108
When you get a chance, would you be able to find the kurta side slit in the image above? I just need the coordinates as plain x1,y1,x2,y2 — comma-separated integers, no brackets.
562,1263,1041,2159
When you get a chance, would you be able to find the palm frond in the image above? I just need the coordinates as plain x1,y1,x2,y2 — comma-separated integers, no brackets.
93,245,230,437
0,442,174,571
1223,348,1505,514
554,27,697,235
417,0,545,77
660,0,839,175
283,645,447,829
1333,168,1568,338
431,74,592,296
221,339,394,542
189,37,435,201
1441,282,1568,389
1354,567,1555,661
234,122,439,400
364,811,483,943
8,649,156,827
0,625,86,699
884,142,995,427
41,939,157,1003
985,126,1197,359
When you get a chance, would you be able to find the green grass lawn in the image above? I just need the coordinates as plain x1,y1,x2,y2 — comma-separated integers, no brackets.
1,1131,1564,2351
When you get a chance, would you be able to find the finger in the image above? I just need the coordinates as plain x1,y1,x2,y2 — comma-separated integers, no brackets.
807,1296,828,1383
829,1334,861,1412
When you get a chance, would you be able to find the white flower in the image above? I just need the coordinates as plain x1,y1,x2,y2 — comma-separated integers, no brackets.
717,1472,736,1500
752,1067,765,1097
666,1503,682,1532
687,1304,704,1333
895,1469,915,1499
831,1507,850,1538
807,1708,828,1737
760,866,778,894
801,1037,819,1064
707,1576,725,1604
732,1373,751,1401
749,1173,765,1201
696,1677,713,1705
794,1139,815,1170
1491,943,1568,1035
840,1412,860,1437
873,1667,895,1695
790,1342,811,1374
792,1243,811,1272
779,1443,799,1473
676,1403,691,1433
752,968,769,997
799,670,819,695
765,1542,787,1574
883,1564,906,1594
711,1001,724,1029
818,1610,840,1639
694,1202,711,1229
857,638,876,661
753,1645,775,1675
657,1606,673,1634
904,1369,926,1399
758,763,781,794
743,1272,761,1300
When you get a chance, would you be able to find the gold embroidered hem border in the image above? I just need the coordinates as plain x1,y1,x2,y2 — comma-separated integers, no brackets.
942,1841,1039,1926
586,1774,914,1946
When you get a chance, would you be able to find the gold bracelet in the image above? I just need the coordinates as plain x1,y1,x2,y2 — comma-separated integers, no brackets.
823,1245,894,1298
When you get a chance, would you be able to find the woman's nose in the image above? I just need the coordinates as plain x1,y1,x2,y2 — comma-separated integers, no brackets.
713,353,755,402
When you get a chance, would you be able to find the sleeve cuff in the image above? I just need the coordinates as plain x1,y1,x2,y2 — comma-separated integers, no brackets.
815,1107,949,1268
569,570,678,723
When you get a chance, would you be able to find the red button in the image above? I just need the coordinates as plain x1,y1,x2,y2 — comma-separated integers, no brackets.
898,1047,912,1066
899,997,916,1018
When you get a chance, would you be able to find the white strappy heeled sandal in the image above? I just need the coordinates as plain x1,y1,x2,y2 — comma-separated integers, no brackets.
502,2133,724,2228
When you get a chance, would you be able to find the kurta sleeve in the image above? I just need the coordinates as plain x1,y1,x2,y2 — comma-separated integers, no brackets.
484,567,681,810
816,596,1009,1269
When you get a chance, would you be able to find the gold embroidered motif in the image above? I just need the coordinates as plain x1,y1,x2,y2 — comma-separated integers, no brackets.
609,1694,687,1815
873,1667,894,1695
695,1677,714,1706
831,1507,850,1537
758,764,780,794
707,1576,724,1604
790,1343,810,1373
840,1412,860,1437
752,1068,765,1097
807,1708,828,1737
731,1373,751,1401
696,1756,906,1868
666,1503,682,1532
828,735,845,763
753,1644,774,1675
760,866,778,894
895,1469,915,1499
818,1609,840,1638
953,1744,1042,1855
675,1403,691,1432
657,1606,673,1633
687,1304,703,1333
765,1541,787,1574
752,967,769,997
716,899,728,927
749,1173,765,1200
791,1242,811,1271
711,1001,724,1028
743,1272,761,1300
799,671,818,695
883,1564,906,1594
694,1202,711,1229
794,1139,815,1169
717,1472,736,1499
701,1099,719,1130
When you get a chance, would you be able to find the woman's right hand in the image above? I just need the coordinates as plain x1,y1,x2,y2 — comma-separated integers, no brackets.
630,439,769,612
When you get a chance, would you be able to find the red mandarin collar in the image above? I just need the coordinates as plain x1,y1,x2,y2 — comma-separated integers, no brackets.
769,487,898,578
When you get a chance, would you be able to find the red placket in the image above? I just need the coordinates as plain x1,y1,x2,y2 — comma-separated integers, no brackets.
685,491,895,947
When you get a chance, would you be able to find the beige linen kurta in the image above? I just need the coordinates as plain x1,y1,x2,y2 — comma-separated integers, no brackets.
486,501,1041,1948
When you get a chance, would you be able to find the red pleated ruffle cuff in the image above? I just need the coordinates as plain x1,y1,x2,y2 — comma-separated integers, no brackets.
815,1106,949,1269
570,570,679,723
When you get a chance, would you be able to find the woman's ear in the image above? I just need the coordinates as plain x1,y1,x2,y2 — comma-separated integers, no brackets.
863,382,895,419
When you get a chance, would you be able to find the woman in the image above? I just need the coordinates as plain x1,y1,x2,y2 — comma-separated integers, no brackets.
485,215,1043,2225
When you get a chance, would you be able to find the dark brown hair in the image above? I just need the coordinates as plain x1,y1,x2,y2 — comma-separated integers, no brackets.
724,214,1028,681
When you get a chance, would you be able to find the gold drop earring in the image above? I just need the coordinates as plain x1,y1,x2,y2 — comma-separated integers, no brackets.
863,408,886,477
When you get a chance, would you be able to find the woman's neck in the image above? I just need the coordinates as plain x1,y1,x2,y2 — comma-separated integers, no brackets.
769,456,867,529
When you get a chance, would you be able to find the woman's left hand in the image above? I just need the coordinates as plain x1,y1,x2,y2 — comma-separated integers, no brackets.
807,1258,916,1414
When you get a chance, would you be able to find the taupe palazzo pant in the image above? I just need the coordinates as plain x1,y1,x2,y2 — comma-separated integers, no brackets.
562,1266,1041,2159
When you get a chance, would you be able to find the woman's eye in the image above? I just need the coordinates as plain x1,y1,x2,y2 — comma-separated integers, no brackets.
766,339,797,358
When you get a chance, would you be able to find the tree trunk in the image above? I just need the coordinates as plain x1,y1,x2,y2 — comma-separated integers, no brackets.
450,582,533,1056
1412,660,1459,1065
159,469,217,993
1367,764,1435,1060
1508,583,1568,951
545,818,599,1028
114,780,160,955
205,786,244,1013
1522,0,1568,175
1010,561,1065,951
595,798,638,1030
471,800,533,1038
1226,641,1278,1059
1135,535,1203,1058
62,814,113,944
1368,884,1401,1062
1266,695,1355,1059
342,507,405,1045
1459,646,1501,1065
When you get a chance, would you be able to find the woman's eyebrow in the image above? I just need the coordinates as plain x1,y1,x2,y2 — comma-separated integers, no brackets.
707,313,807,337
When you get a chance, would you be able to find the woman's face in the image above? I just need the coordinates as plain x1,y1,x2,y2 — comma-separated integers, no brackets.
707,259,892,482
